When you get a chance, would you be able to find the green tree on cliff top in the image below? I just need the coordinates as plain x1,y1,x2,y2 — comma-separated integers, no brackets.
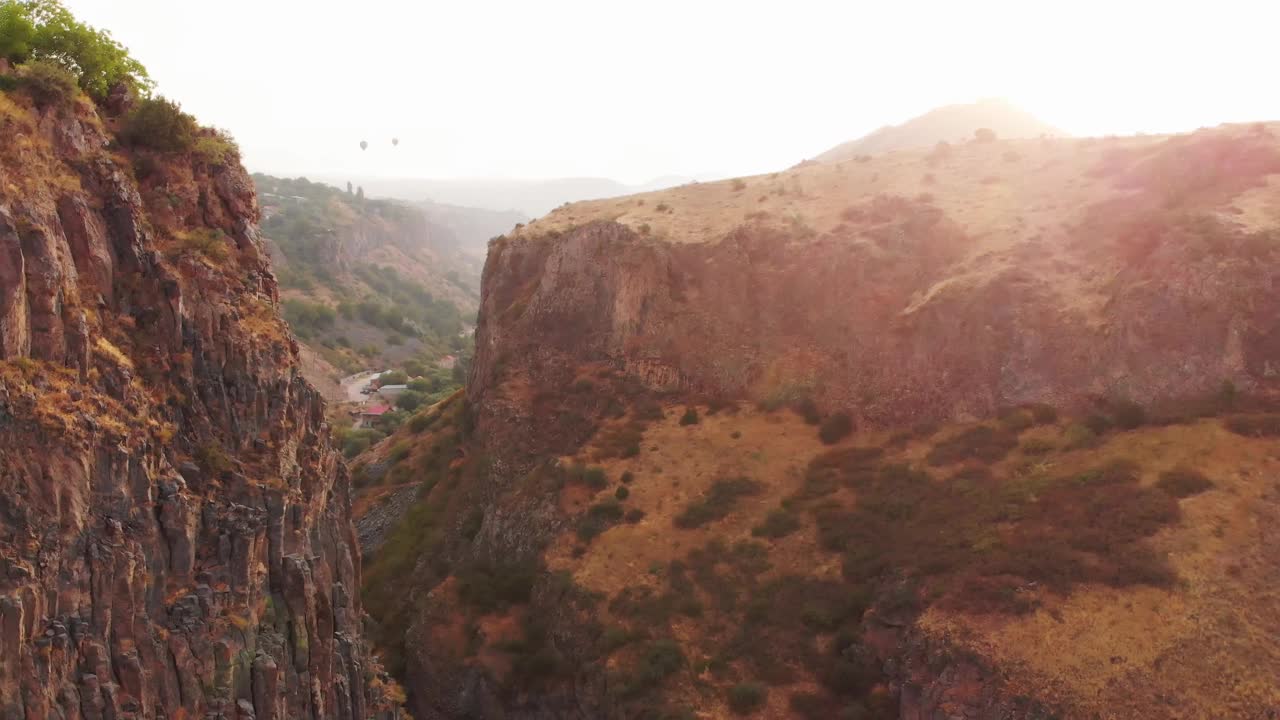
0,0,153,99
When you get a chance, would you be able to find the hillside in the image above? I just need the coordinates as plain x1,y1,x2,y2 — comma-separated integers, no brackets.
816,99,1063,162
354,122,1280,719
256,174,475,382
330,175,701,218
0,11,400,718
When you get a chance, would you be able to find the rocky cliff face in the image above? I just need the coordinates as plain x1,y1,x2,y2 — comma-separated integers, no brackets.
471,126,1280,470
0,86,399,717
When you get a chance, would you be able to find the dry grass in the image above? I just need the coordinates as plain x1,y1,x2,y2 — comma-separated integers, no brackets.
537,401,1280,719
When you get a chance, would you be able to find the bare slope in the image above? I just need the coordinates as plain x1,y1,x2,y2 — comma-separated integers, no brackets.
815,98,1064,162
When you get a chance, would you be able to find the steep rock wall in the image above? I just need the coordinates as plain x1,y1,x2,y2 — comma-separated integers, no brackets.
470,188,1280,472
0,88,399,717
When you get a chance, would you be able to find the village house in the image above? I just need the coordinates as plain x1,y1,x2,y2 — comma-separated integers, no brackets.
354,403,392,428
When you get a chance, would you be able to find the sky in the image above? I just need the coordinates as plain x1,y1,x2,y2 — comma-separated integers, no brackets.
68,0,1280,184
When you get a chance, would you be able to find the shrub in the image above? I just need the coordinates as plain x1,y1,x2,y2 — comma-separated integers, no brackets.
18,59,76,107
621,471,635,484
615,485,630,501
1062,422,1099,450
925,425,1018,465
1026,402,1058,424
674,477,762,528
192,131,240,166
121,96,197,152
581,466,608,490
818,412,854,444
731,178,747,191
194,443,233,476
578,500,625,540
793,397,822,425
1156,467,1214,498
1225,414,1280,438
625,508,646,524
1111,400,1147,430
751,509,801,539
727,683,767,715
456,559,538,613
1020,437,1055,455
380,370,410,385
974,127,997,142
998,408,1034,433
175,229,229,263
679,407,699,426
622,639,684,696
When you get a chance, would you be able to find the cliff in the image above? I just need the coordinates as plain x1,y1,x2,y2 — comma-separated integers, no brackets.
353,123,1280,719
0,76,400,717
474,124,1280,456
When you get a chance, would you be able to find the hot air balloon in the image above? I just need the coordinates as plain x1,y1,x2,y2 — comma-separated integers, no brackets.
360,140,368,151
392,137,400,147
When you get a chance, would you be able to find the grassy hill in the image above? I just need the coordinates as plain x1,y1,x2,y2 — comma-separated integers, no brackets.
815,98,1063,162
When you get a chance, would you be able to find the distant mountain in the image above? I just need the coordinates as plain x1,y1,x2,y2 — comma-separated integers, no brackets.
816,99,1064,162
319,175,700,218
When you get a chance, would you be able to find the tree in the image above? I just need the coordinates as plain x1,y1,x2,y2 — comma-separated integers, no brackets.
395,390,426,411
3,0,154,99
120,96,197,151
346,181,353,194
973,127,997,143
0,3,35,62
356,186,365,200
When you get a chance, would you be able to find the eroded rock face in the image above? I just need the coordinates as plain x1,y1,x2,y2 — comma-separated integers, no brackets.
0,92,399,717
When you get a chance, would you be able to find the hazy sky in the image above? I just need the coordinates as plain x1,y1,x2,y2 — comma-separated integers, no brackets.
68,0,1280,184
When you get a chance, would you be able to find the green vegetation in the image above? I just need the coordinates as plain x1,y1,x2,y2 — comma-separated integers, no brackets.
120,96,237,163
15,58,74,106
925,424,1019,465
456,558,539,613
577,499,625,540
562,464,609,491
675,477,763,528
616,639,685,697
793,447,1184,614
255,175,471,373
679,407,700,426
0,0,152,99
172,228,230,263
